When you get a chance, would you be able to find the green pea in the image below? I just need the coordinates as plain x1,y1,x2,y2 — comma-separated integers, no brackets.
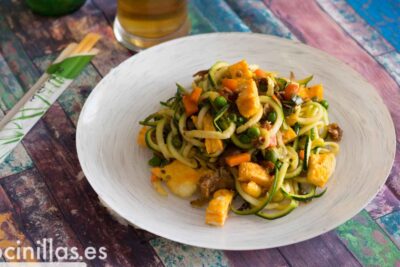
293,122,300,135
265,149,278,163
267,111,277,123
172,136,182,148
214,96,228,108
247,127,260,139
320,99,329,110
237,116,245,124
148,155,162,167
239,134,251,144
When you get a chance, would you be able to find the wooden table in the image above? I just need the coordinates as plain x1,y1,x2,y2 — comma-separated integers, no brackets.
0,0,399,266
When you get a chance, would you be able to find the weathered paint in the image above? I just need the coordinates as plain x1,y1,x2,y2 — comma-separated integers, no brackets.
377,211,400,250
191,0,251,32
345,0,400,51
150,238,229,267
365,185,400,220
189,2,216,35
225,0,295,39
336,210,400,266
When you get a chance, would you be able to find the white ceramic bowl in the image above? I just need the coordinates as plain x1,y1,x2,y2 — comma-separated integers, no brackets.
76,33,395,250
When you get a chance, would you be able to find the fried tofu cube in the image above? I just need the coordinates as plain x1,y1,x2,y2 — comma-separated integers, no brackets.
238,162,272,188
228,60,253,79
241,181,262,198
205,189,234,226
151,160,201,198
307,153,336,187
298,84,324,101
236,79,261,118
282,127,297,144
203,113,224,154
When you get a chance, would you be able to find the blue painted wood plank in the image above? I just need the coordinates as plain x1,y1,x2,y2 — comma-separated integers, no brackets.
376,51,400,85
345,0,400,51
224,0,295,39
188,2,217,35
316,0,394,56
190,0,251,32
377,211,400,250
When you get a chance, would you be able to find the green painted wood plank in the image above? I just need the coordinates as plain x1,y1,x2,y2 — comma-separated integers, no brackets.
336,210,400,266
150,238,229,267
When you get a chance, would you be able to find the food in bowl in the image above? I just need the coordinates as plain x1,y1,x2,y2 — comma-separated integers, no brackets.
137,60,342,226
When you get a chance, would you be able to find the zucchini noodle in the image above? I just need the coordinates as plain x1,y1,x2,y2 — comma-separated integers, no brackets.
185,122,236,139
298,121,324,136
156,118,172,159
166,133,197,168
323,141,340,155
236,107,263,134
297,102,324,125
259,96,284,136
178,114,205,147
259,128,270,149
199,91,219,102
196,105,210,130
182,142,193,158
267,77,274,96
286,146,299,172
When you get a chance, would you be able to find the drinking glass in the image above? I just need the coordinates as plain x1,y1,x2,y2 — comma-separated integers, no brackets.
113,0,190,51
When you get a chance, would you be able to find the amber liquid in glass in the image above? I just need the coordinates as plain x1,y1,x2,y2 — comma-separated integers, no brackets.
114,0,189,50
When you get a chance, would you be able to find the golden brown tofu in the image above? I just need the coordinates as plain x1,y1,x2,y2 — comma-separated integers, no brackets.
307,153,336,187
238,162,273,188
203,113,224,154
241,181,262,198
282,127,297,144
236,79,261,118
151,160,201,198
228,60,253,79
205,189,234,226
298,84,324,101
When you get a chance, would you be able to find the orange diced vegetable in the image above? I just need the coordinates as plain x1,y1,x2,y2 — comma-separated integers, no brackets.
137,126,147,147
222,78,238,91
284,83,299,100
225,152,251,167
190,87,202,103
299,150,305,160
254,69,265,77
183,95,198,116
183,87,203,116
